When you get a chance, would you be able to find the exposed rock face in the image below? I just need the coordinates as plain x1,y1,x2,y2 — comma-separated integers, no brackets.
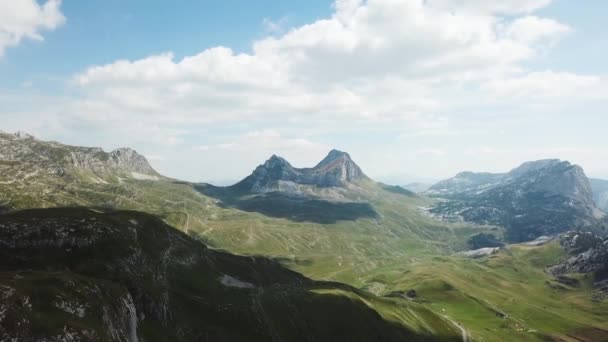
549,232,608,299
0,208,441,342
0,131,160,180
559,231,603,255
236,149,368,192
426,159,607,242
590,178,608,212
108,148,158,175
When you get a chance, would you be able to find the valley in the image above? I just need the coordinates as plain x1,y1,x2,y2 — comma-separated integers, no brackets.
1,132,607,341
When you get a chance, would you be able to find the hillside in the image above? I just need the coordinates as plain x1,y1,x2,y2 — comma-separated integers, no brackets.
0,207,461,341
426,160,608,242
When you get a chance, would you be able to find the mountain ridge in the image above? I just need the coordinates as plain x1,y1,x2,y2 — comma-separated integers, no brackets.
0,131,160,180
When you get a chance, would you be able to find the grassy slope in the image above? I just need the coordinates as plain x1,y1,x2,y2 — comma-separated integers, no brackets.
364,242,608,341
1,168,607,340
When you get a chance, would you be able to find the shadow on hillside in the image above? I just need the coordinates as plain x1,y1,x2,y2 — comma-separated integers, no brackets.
0,207,459,342
193,184,378,224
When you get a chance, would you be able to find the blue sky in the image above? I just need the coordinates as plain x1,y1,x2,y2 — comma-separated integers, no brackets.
1,0,607,184
0,1,332,88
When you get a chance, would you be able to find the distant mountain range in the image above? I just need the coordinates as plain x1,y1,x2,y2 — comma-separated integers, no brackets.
425,159,607,242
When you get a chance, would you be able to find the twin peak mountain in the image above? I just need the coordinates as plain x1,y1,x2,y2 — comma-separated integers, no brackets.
236,149,369,192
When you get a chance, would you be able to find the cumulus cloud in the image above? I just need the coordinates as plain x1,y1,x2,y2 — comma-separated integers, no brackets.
70,0,586,139
0,0,65,57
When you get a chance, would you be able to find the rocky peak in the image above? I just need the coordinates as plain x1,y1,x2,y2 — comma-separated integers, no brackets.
315,149,352,167
314,150,366,184
508,160,594,204
263,155,292,169
108,147,158,176
236,149,368,192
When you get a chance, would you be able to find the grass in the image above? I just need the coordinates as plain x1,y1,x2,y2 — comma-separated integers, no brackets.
1,166,607,340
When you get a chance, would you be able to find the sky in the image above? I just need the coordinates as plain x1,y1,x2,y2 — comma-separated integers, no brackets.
1,0,607,185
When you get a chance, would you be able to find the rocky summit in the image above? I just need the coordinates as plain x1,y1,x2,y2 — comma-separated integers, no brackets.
235,149,368,192
426,159,607,242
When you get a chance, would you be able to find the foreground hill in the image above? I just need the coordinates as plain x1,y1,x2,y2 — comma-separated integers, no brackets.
426,160,607,242
0,207,460,341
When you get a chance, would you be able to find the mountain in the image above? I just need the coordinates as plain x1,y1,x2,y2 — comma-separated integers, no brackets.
0,131,160,182
426,159,607,242
196,149,383,223
590,178,608,212
234,149,368,193
0,207,458,341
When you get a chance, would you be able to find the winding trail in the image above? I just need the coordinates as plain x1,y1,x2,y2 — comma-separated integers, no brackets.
443,315,469,342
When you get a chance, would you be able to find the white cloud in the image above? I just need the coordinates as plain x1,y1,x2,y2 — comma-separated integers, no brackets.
481,71,604,100
4,0,608,182
505,16,570,45
427,0,552,14
69,0,583,139
0,0,65,57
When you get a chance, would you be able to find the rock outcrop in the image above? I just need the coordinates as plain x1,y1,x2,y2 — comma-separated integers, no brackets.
549,231,608,300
